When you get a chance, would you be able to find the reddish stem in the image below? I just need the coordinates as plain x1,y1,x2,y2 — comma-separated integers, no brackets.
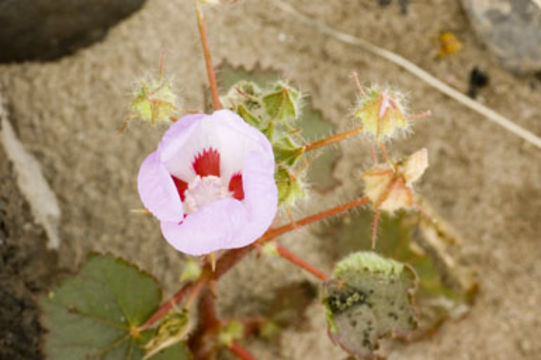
303,127,364,153
371,208,380,250
189,288,221,359
141,277,206,329
229,342,257,360
195,2,221,110
144,197,370,327
200,288,221,330
212,245,254,279
259,197,370,243
275,242,329,281
213,197,370,280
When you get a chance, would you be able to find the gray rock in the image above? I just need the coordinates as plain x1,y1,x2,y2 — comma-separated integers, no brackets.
0,0,146,63
0,94,61,249
462,0,541,74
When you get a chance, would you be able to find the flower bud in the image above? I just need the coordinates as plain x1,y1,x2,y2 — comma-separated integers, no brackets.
362,148,428,213
354,87,408,140
131,77,179,125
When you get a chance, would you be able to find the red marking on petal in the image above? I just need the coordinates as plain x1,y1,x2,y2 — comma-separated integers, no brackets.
229,173,244,201
172,175,189,201
193,147,220,177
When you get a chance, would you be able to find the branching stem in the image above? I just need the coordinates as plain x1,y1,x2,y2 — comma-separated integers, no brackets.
195,2,221,110
275,242,329,281
140,277,207,329
143,197,370,328
303,127,363,152
229,342,257,360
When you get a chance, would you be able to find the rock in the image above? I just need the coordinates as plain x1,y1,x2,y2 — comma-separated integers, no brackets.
0,105,59,360
0,0,146,63
0,94,61,249
462,0,541,74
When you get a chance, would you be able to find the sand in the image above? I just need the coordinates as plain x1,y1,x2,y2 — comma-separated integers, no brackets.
0,0,540,359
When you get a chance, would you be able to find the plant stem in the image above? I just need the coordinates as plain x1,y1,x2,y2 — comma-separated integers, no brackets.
195,2,221,110
144,197,370,327
141,277,207,329
275,242,329,281
259,196,370,243
199,288,220,330
213,196,370,279
303,127,363,152
378,141,395,169
229,342,257,360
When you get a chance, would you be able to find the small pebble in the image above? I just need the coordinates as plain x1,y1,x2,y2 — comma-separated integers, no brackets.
467,67,489,99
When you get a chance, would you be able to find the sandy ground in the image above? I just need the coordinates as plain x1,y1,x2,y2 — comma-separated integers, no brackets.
1,0,541,359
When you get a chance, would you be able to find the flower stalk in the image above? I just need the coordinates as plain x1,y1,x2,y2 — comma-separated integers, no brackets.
229,342,257,360
140,276,208,329
195,1,221,110
302,127,364,153
275,242,329,281
141,196,370,328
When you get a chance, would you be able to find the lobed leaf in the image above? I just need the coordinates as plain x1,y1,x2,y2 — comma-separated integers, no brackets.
40,253,191,360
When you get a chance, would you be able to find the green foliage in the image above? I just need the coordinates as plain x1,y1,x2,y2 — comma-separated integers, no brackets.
222,78,306,206
323,252,417,358
40,253,191,360
179,259,202,282
143,310,191,360
275,166,305,205
262,82,301,121
218,321,244,346
218,63,341,204
335,252,405,278
273,136,304,167
353,87,408,140
320,207,477,341
131,78,178,125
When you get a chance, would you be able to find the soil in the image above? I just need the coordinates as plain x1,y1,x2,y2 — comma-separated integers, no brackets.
0,144,59,360
0,0,540,359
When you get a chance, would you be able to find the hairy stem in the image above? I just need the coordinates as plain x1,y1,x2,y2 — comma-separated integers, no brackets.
141,277,207,329
200,288,221,330
195,2,221,110
303,127,363,152
229,342,257,360
144,197,370,327
259,196,370,243
275,242,329,281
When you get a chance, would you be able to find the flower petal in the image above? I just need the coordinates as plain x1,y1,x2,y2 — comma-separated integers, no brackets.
160,198,247,256
137,151,183,222
209,110,274,179
403,148,428,185
159,110,274,183
232,151,278,249
158,114,205,182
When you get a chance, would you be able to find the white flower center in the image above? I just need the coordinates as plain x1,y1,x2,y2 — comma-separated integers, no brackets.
183,175,231,214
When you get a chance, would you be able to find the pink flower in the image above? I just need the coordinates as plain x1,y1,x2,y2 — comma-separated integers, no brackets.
137,110,278,256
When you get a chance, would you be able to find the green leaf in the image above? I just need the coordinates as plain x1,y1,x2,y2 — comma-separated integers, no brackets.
275,166,305,205
324,252,417,358
141,310,191,360
218,321,244,347
273,136,304,167
40,253,191,360
319,205,477,343
216,63,341,193
179,259,202,283
262,83,301,121
131,79,178,125
236,104,261,128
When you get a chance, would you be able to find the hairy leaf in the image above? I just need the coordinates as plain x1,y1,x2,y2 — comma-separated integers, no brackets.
40,253,191,360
